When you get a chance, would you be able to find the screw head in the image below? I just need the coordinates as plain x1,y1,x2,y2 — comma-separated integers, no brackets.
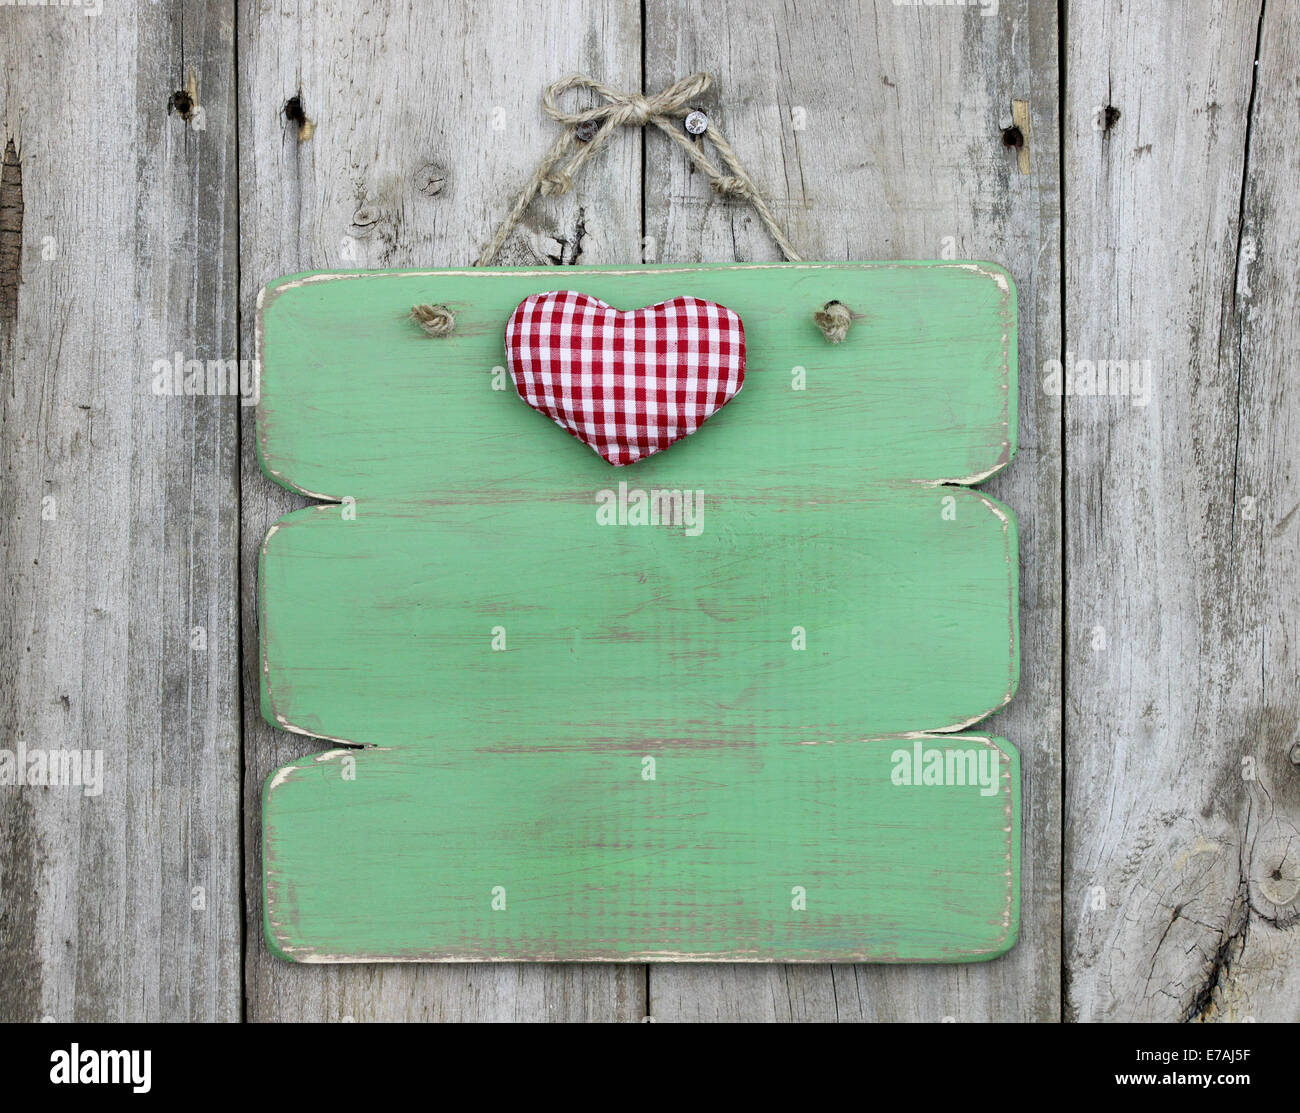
575,119,600,142
684,110,708,136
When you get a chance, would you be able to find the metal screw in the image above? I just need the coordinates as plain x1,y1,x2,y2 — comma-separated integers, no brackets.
684,110,708,136
575,119,600,142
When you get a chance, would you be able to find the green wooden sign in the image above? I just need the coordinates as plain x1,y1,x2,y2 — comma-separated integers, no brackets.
257,262,1020,962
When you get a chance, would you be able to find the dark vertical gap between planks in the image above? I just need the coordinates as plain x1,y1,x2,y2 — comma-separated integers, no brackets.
639,0,648,266
234,0,247,1023
1227,0,1266,530
1057,0,1069,1022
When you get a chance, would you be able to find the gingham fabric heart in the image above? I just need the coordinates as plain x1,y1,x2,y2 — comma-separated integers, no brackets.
505,290,746,466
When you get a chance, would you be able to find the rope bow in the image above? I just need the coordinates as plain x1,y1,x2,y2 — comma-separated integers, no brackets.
475,72,801,266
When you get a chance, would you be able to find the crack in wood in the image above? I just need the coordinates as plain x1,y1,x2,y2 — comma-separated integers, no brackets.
0,139,22,344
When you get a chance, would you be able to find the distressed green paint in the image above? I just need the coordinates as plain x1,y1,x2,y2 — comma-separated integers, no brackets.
260,490,1016,744
264,739,1018,962
255,263,1015,501
257,262,1021,962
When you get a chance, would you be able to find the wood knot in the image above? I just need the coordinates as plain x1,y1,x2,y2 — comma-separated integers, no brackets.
410,304,455,337
1248,819,1300,928
414,163,447,196
814,300,853,344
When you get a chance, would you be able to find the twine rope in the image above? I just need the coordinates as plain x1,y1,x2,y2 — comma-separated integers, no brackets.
415,75,855,343
474,72,802,267
409,303,455,337
813,300,854,344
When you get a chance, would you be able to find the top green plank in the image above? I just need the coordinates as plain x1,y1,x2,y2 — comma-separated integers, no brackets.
256,262,1015,503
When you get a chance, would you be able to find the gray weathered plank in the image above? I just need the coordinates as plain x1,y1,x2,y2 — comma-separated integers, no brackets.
0,1,241,1020
643,0,1062,1020
11,0,1295,1024
1063,0,1300,1021
237,0,648,1020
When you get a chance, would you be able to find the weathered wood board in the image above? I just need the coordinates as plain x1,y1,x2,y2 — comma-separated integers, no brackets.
0,0,241,1021
1063,0,1300,1021
257,261,1020,961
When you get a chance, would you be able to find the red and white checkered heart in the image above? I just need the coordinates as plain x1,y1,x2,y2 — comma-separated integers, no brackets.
505,291,746,466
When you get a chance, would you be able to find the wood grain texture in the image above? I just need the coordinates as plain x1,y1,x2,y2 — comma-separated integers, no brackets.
1064,0,1300,1022
643,0,1061,1019
237,0,648,1019
265,739,1018,962
255,263,1019,962
0,2,241,1020
3,0,1291,1022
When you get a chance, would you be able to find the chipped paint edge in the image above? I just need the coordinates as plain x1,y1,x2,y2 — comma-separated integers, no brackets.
257,262,1022,964
264,735,1020,964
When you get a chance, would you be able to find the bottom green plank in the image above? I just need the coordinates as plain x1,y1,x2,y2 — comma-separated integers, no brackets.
264,737,1019,962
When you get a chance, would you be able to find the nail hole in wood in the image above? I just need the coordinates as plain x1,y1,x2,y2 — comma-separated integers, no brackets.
283,94,316,141
168,90,194,120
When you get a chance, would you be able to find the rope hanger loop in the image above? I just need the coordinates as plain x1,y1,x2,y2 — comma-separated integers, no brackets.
474,72,802,267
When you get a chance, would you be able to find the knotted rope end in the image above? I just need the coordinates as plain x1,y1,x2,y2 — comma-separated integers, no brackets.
410,303,455,338
814,301,854,344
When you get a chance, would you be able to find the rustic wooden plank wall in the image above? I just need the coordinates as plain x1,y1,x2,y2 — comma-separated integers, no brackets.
0,2,241,1020
1064,0,1300,1022
0,0,1294,1022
